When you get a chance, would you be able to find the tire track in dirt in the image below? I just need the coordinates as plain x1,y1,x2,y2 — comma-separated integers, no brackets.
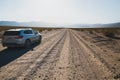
0,29,65,80
70,30,114,80
70,32,98,80
16,30,67,80
67,31,88,80
51,30,70,80
18,30,67,80
42,29,63,43
73,30,120,77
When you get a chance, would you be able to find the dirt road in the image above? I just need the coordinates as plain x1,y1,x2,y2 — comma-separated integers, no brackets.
0,29,118,80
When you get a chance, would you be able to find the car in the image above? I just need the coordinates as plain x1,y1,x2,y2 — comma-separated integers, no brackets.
2,28,42,48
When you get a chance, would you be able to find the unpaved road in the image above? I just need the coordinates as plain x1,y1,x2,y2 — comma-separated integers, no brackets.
0,29,118,80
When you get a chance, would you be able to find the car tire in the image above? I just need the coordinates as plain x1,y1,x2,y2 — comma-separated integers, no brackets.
38,36,42,44
24,39,31,47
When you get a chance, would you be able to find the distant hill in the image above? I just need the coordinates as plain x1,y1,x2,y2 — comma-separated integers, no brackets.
0,21,60,27
0,21,120,28
72,22,120,28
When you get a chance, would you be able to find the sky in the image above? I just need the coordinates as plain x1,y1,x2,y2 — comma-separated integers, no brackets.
0,0,120,24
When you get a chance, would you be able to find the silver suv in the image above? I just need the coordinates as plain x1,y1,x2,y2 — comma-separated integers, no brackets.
2,28,42,48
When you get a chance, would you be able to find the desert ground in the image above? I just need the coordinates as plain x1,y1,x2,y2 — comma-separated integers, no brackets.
0,28,120,80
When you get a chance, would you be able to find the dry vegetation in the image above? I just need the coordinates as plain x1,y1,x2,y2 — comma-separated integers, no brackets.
72,28,120,52
72,28,120,37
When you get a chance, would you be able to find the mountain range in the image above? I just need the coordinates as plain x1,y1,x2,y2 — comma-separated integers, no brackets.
0,21,59,27
0,21,120,28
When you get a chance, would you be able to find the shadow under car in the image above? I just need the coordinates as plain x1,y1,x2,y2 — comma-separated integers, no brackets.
0,42,40,68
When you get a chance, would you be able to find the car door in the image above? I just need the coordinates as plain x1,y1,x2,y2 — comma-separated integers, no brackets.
32,30,39,41
24,30,35,42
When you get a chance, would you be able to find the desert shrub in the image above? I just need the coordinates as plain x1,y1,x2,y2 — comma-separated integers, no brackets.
72,28,120,38
101,29,117,37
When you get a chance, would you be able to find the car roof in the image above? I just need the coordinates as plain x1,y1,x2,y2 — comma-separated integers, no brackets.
7,28,32,31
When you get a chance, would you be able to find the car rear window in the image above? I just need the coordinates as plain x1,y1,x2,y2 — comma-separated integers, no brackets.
3,31,20,36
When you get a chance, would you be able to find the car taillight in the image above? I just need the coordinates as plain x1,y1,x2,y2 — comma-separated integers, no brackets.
14,36,23,39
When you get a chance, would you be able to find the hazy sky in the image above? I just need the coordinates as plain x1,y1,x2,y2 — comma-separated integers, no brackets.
0,0,120,24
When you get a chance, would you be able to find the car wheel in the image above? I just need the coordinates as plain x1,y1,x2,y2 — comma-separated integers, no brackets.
38,36,42,44
25,39,31,47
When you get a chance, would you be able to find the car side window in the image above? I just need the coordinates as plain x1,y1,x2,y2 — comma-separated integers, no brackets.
34,31,38,34
24,30,33,34
33,30,38,35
